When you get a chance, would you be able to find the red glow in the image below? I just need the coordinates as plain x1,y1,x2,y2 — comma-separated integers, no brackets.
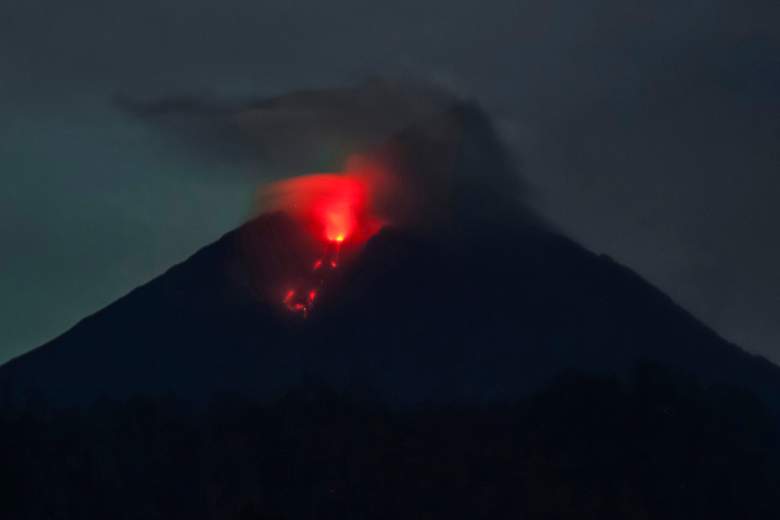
262,156,392,318
283,288,316,318
261,159,387,247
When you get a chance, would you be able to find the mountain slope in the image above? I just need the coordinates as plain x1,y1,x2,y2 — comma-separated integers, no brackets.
2,102,779,413
2,211,779,413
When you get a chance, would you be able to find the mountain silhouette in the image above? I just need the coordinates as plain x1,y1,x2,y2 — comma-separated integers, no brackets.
3,210,780,411
3,103,780,520
2,103,779,415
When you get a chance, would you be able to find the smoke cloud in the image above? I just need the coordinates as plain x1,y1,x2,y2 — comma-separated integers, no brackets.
117,79,546,242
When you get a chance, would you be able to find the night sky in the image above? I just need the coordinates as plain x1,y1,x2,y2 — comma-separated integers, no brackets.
1,0,779,364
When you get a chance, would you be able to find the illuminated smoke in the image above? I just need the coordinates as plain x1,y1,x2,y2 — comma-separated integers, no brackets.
118,81,544,320
246,96,542,318
259,156,392,317
261,160,388,246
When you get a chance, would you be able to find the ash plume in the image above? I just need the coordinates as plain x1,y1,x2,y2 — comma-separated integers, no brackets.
116,78,548,240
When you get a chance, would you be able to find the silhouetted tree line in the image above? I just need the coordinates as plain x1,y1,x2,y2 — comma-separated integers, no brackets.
1,364,778,519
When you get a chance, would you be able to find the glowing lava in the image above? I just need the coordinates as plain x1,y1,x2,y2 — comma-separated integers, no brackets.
282,237,342,317
283,288,317,318
263,157,389,318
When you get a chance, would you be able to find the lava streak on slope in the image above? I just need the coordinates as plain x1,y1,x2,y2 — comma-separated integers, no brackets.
259,157,390,317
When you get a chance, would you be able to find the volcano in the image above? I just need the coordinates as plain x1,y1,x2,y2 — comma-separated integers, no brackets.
3,212,780,411
4,103,780,519
2,103,779,416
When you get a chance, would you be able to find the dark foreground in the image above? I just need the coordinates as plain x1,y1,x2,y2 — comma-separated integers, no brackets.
2,365,778,519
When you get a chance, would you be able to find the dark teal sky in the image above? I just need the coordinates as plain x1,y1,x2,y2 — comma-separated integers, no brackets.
2,0,779,364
